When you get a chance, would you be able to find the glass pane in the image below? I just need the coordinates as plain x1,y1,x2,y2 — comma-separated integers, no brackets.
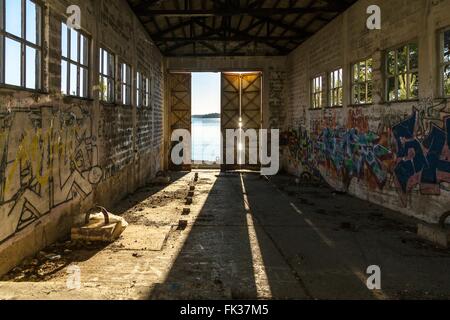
409,43,419,70
70,28,78,61
444,30,450,63
353,64,358,82
398,74,408,100
5,38,21,86
397,46,408,73
80,67,87,98
5,0,22,37
61,23,68,58
387,51,396,75
107,79,114,102
367,81,373,103
102,50,107,75
410,72,419,99
61,60,67,94
26,0,38,44
359,83,366,104
387,77,396,101
367,59,373,81
80,34,88,66
25,46,37,89
352,85,359,104
444,65,450,96
99,76,106,100
107,53,114,77
70,63,77,96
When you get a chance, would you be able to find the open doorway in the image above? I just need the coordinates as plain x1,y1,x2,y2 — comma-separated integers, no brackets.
191,72,221,168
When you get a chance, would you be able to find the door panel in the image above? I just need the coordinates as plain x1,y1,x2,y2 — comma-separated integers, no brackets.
169,73,191,171
221,72,262,171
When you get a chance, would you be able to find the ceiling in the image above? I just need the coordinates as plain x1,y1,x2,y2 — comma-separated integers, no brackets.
127,0,357,57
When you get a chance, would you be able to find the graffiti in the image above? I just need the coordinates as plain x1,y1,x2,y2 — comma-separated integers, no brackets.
0,105,103,244
316,127,392,188
392,111,450,205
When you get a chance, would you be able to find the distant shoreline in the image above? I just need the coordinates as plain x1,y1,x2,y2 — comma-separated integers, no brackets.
192,113,220,119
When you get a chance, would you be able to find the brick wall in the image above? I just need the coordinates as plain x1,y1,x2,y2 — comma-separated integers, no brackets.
282,0,450,223
0,0,164,275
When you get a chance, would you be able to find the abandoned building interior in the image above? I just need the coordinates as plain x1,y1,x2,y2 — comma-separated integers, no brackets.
0,0,449,300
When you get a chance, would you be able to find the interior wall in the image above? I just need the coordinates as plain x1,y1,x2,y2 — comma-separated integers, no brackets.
282,0,450,223
0,0,164,276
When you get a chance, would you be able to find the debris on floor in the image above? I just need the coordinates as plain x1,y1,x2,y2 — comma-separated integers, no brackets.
71,206,128,242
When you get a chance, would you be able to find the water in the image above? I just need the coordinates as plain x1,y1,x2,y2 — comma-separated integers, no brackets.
192,117,221,163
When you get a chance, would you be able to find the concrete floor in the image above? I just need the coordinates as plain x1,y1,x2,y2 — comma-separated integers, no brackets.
0,171,449,300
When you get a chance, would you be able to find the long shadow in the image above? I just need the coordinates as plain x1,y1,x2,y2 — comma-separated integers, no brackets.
149,173,259,300
240,173,375,300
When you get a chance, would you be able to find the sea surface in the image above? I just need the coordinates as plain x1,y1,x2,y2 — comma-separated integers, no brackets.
192,117,221,163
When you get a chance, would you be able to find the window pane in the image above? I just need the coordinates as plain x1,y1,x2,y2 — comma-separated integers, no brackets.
107,79,114,102
410,72,419,99
359,83,366,104
5,38,21,86
397,46,408,73
80,34,88,66
70,28,78,61
398,74,407,100
353,85,359,104
387,51,396,75
444,65,450,96
367,81,373,103
99,76,106,100
70,63,77,95
26,0,38,44
80,67,87,98
387,77,396,101
353,64,358,82
107,53,114,77
61,23,68,58
366,59,373,80
409,43,419,70
25,46,37,89
5,0,22,37
444,31,450,63
61,60,67,94
102,50,107,75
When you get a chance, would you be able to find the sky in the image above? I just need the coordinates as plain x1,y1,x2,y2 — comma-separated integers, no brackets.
191,72,221,115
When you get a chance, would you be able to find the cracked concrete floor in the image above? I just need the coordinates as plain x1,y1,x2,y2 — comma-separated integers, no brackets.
0,170,449,300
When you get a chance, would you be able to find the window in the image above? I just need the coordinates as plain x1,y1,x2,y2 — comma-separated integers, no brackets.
352,58,373,104
61,22,89,97
143,76,150,107
440,29,450,97
119,63,131,105
329,68,343,107
386,43,419,101
311,75,324,109
136,72,150,107
99,48,115,103
0,0,41,89
136,71,142,107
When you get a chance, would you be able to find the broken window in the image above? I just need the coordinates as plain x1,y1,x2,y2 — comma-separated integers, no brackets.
351,58,373,104
119,63,131,105
386,43,419,101
311,75,324,109
329,68,343,107
99,47,115,103
61,22,89,97
441,29,450,97
0,0,41,90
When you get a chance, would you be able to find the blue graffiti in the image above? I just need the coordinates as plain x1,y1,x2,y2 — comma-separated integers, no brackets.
393,112,450,194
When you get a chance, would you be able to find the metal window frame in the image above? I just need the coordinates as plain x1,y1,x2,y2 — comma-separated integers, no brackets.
61,22,90,98
99,47,115,103
351,58,373,105
311,75,324,109
118,62,132,106
329,68,343,107
0,0,42,90
385,42,419,102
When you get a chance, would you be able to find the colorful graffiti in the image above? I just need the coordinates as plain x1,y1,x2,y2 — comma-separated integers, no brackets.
0,105,103,244
283,101,450,207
